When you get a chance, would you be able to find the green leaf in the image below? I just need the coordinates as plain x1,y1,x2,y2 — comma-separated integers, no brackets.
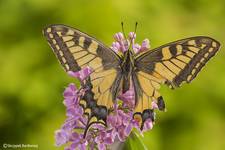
124,131,148,150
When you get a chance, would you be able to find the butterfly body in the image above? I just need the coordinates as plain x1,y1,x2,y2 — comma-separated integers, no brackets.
43,24,220,131
121,50,135,93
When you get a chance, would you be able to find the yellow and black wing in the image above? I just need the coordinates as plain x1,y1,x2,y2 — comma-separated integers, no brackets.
133,36,220,126
136,36,220,87
43,24,121,106
43,25,122,131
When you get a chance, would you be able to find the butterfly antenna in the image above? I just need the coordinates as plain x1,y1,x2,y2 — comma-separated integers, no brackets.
121,22,127,40
134,21,138,35
131,21,138,41
129,22,138,51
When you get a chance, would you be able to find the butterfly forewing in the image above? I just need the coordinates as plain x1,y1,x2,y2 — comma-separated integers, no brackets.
43,25,121,72
135,36,220,87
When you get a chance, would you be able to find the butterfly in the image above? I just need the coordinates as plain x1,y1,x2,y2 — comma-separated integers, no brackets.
43,24,220,131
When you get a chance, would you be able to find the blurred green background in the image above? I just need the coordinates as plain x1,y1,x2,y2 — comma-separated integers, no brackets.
0,0,224,149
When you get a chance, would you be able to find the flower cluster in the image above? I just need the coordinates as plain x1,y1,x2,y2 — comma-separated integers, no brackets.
55,32,157,150
111,32,150,54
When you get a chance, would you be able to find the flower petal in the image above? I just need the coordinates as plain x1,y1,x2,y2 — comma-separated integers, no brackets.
68,67,92,81
117,127,126,142
114,32,124,42
111,42,121,53
128,32,136,40
98,143,106,150
151,100,159,109
55,129,69,146
63,83,77,98
142,119,153,131
133,43,141,54
124,123,133,136
140,39,150,51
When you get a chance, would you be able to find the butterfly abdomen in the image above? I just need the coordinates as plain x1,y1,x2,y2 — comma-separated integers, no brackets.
121,51,134,93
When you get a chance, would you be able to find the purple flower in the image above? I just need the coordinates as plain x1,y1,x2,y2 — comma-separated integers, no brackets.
118,90,135,109
142,119,153,132
133,43,141,53
66,105,83,118
140,39,150,52
63,83,79,107
111,32,150,54
69,132,88,150
114,32,124,42
68,67,92,81
151,100,159,109
95,130,114,150
55,129,70,146
111,42,121,53
112,32,129,52
63,98,87,130
107,106,134,142
128,32,136,40
118,81,135,109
